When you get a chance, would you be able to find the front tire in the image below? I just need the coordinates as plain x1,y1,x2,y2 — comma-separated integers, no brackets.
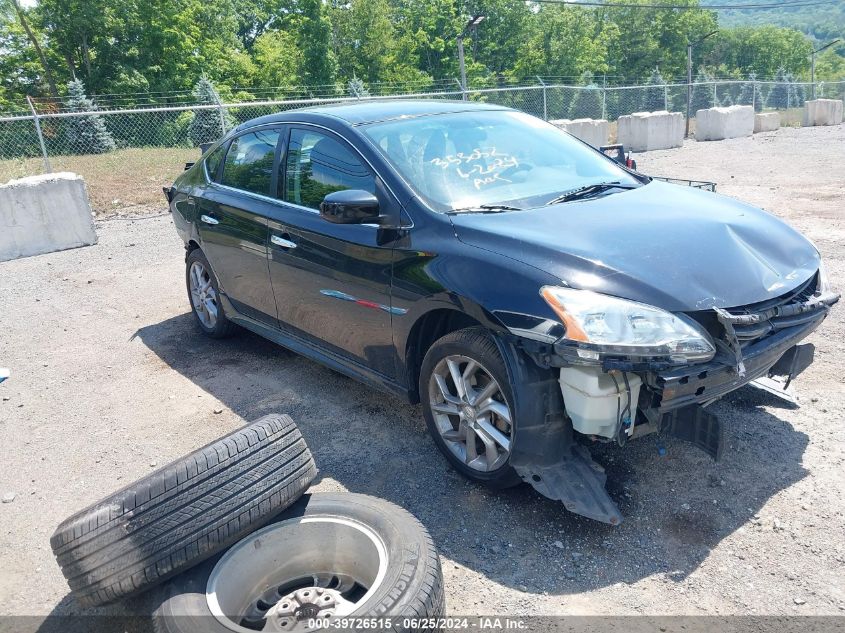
186,248,234,338
420,327,520,489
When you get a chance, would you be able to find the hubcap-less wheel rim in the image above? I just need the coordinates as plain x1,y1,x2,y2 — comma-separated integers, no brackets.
428,354,513,472
189,261,218,329
206,517,388,632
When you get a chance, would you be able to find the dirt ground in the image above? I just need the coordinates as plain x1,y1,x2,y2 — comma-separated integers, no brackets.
1,124,843,628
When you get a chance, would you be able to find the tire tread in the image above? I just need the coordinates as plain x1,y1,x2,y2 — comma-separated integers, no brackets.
50,414,317,607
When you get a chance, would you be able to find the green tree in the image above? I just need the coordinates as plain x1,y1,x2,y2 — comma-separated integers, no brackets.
1,0,58,97
738,72,763,111
513,4,614,80
385,0,463,82
598,0,717,82
298,0,337,89
690,68,716,112
569,71,603,118
188,78,231,146
464,0,532,77
642,67,666,111
347,76,369,97
331,0,396,85
785,72,805,106
64,79,116,154
704,25,814,78
251,30,303,93
766,67,797,109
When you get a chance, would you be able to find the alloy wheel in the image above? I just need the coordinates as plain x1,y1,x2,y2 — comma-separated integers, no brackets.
428,354,512,472
189,260,218,329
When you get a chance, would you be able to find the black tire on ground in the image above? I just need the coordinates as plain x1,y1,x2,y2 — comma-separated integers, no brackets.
186,247,235,338
50,414,317,608
420,326,522,489
153,493,445,633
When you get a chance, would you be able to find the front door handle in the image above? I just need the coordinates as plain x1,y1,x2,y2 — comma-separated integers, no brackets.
200,214,219,225
271,234,297,249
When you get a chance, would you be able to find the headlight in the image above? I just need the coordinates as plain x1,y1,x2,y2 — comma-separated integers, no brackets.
817,260,833,295
540,286,716,362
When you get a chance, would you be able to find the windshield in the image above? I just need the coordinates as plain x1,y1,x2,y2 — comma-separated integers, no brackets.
362,109,640,212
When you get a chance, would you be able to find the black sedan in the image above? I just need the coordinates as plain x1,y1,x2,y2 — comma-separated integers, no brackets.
166,100,838,524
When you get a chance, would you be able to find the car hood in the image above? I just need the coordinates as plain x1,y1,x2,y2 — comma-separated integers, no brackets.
449,180,819,311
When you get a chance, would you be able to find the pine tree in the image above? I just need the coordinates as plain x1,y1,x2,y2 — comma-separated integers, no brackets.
738,73,763,112
348,77,370,98
785,72,805,107
690,69,717,113
766,68,791,109
569,71,603,119
64,79,116,154
189,78,231,146
642,68,666,112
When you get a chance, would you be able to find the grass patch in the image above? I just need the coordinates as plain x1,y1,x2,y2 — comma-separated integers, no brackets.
0,146,198,214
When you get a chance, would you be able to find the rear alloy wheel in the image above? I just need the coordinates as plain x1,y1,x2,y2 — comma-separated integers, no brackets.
186,248,234,338
420,328,520,488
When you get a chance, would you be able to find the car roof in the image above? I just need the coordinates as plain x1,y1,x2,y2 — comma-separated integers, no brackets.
232,99,512,132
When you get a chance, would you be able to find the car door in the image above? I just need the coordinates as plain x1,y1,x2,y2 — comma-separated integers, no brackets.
266,125,398,379
195,127,282,326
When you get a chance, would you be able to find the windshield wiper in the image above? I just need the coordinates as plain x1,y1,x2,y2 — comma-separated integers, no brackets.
544,181,638,206
447,203,522,214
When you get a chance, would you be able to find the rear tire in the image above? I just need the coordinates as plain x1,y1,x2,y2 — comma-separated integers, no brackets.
420,327,521,489
186,248,235,338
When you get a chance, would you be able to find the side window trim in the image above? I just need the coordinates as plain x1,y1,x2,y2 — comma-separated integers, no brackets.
274,126,292,204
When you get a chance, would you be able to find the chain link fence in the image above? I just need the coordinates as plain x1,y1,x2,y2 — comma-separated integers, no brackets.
1,78,842,208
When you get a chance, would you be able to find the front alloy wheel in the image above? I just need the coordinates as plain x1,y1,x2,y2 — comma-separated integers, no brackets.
420,327,520,488
429,355,512,472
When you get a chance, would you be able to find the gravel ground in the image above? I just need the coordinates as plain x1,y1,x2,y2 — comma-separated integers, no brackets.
1,125,843,627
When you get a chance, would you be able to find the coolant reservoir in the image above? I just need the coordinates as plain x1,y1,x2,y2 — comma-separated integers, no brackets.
559,366,642,439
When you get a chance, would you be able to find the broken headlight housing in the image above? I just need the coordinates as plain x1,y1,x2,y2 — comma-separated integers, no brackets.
540,286,716,362
817,260,832,295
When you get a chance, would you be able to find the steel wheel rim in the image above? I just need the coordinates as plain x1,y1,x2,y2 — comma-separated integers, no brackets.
206,517,388,632
189,261,218,329
428,354,513,472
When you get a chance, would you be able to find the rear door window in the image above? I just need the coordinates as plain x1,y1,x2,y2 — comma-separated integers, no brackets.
221,129,281,196
204,145,226,182
282,128,375,209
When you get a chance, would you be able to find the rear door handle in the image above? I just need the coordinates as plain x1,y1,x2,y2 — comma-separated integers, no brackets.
200,214,219,225
271,234,297,249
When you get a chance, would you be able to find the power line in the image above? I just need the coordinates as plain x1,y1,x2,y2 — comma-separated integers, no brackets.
531,0,838,9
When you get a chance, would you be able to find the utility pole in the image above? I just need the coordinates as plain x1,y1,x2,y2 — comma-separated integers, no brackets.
457,15,485,100
457,35,467,101
685,30,717,139
811,39,841,99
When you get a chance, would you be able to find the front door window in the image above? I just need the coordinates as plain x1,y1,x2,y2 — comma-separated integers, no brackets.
282,129,375,209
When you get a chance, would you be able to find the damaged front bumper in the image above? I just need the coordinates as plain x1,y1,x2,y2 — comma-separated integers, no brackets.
507,289,838,526
652,313,825,412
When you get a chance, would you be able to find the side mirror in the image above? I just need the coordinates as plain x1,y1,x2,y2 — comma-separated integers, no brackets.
320,189,380,224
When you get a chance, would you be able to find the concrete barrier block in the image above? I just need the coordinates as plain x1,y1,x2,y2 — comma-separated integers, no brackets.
754,112,780,133
0,172,97,263
550,118,610,148
695,105,754,141
802,99,844,127
616,110,684,152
